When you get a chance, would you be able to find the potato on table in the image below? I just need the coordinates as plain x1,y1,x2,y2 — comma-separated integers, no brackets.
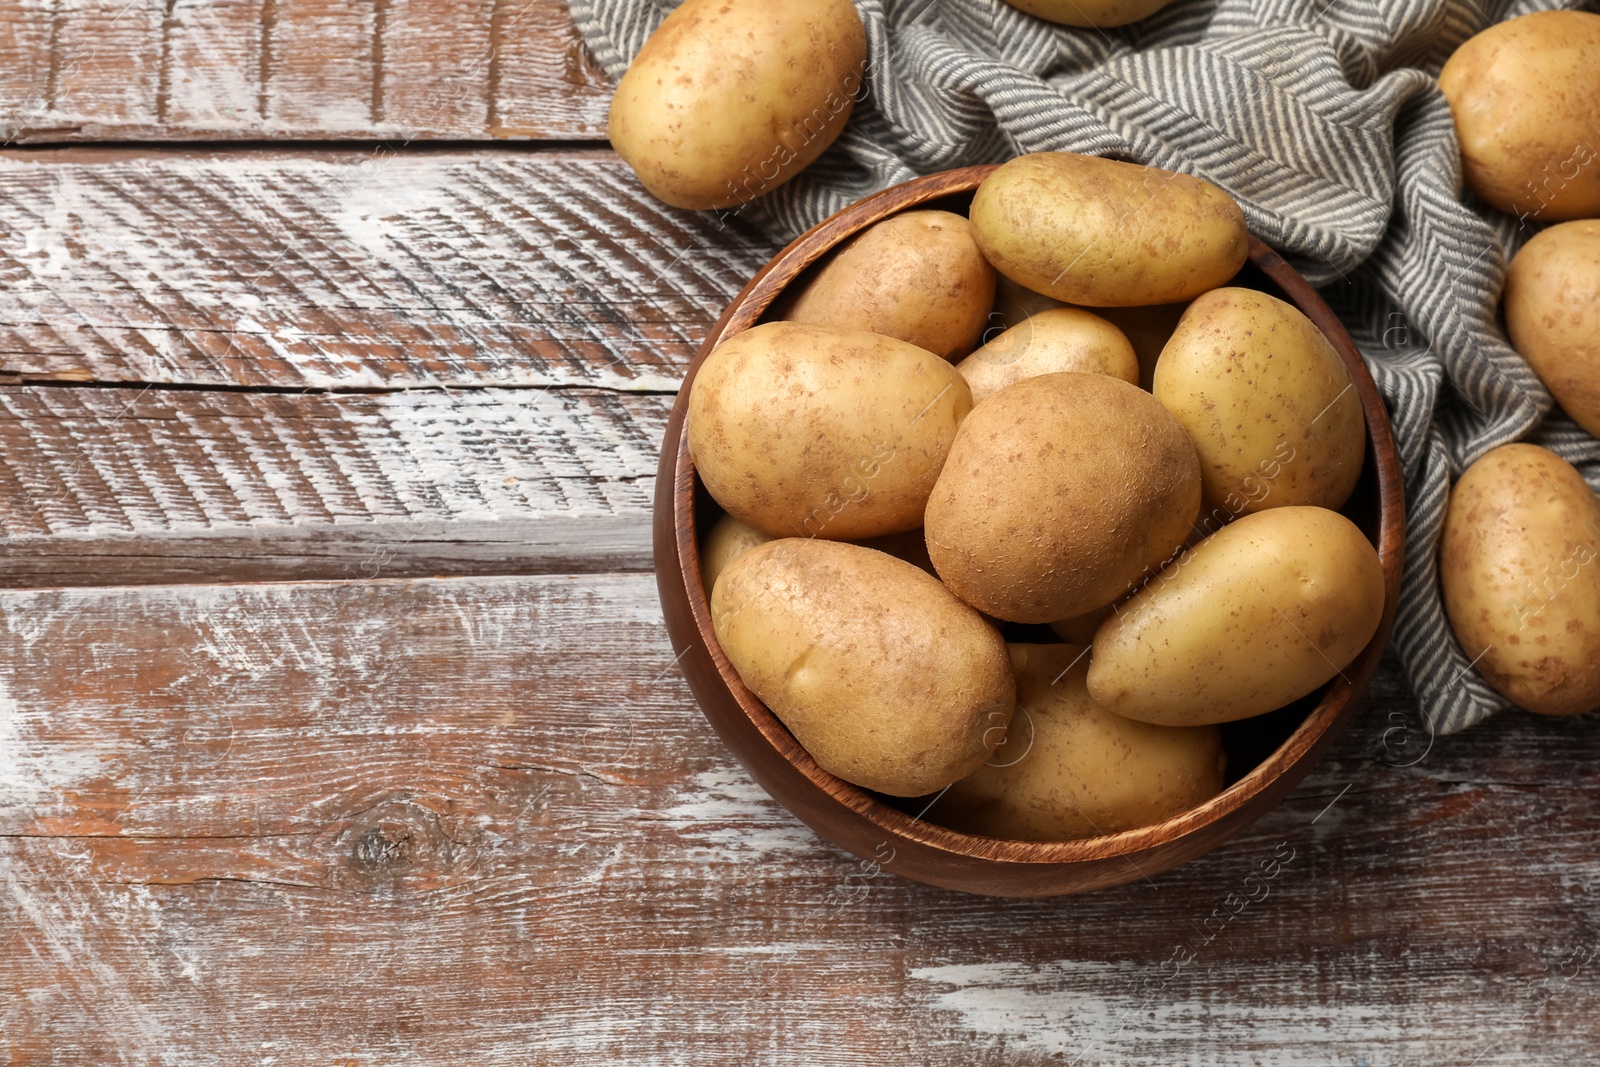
1441,444,1600,717
711,539,1014,797
1088,506,1384,726
937,644,1225,842
1504,220,1600,436
608,0,867,210
688,321,972,541
1002,0,1176,27
786,210,997,361
1439,11,1600,222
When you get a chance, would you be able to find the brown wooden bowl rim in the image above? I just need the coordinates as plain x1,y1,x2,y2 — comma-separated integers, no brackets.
665,163,1405,868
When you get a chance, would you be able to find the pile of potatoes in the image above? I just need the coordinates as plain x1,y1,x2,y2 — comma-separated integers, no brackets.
690,151,1385,843
1435,11,1600,718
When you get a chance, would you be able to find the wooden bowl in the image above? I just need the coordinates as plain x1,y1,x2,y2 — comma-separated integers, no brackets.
652,165,1405,897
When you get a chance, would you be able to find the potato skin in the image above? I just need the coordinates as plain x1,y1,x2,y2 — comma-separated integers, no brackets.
786,211,997,360
1440,444,1600,717
1087,506,1385,726
955,308,1138,402
969,153,1249,307
1003,0,1175,28
688,321,972,540
701,514,774,598
608,0,867,211
1154,287,1366,519
938,644,1225,842
1505,220,1600,436
711,539,1014,796
925,372,1201,623
1438,11,1600,222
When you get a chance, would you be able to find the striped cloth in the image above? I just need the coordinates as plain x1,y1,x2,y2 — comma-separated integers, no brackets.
570,0,1599,737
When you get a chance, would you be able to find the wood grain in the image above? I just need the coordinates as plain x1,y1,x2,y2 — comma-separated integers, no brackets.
0,384,667,585
0,0,611,143
0,574,1594,1064
0,148,779,392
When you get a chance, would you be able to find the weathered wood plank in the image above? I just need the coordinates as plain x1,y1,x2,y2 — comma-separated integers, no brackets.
0,384,666,584
0,148,776,391
0,0,611,142
0,575,1593,1064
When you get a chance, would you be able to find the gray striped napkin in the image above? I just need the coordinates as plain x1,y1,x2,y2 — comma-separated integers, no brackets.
569,0,1600,737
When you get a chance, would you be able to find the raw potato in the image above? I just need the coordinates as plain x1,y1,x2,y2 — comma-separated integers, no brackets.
969,152,1249,307
688,321,972,540
956,308,1139,402
701,514,773,597
608,0,867,211
711,539,1014,796
925,372,1201,623
1438,11,1600,222
786,211,997,360
1002,0,1175,27
1154,288,1365,519
1504,220,1600,436
938,644,1225,842
1088,506,1385,726
1440,444,1600,717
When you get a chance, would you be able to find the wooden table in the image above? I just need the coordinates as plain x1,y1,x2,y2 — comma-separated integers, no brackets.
0,4,1594,1063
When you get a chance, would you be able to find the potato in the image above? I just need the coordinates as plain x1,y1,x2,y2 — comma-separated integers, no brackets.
608,0,867,211
1440,444,1600,716
785,211,997,360
1504,220,1600,436
1438,11,1600,222
688,322,972,540
712,539,1014,796
925,372,1201,623
938,644,1225,841
955,308,1138,402
1002,0,1175,28
701,514,773,597
1154,287,1365,519
969,152,1249,307
1087,506,1384,726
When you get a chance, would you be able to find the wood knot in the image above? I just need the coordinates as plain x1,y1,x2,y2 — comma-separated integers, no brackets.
339,796,480,891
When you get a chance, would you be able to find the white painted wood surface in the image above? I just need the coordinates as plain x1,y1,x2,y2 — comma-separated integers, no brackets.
1,575,1595,1065
0,0,610,142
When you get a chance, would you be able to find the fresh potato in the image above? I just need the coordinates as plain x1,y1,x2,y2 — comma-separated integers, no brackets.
688,321,972,540
938,644,1225,841
1504,220,1600,435
1154,287,1365,518
712,539,1014,796
1440,444,1600,716
701,514,774,597
925,372,1201,623
955,308,1139,402
1087,506,1385,726
969,152,1249,307
1439,11,1600,222
1002,0,1175,28
608,0,867,211
786,211,997,360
